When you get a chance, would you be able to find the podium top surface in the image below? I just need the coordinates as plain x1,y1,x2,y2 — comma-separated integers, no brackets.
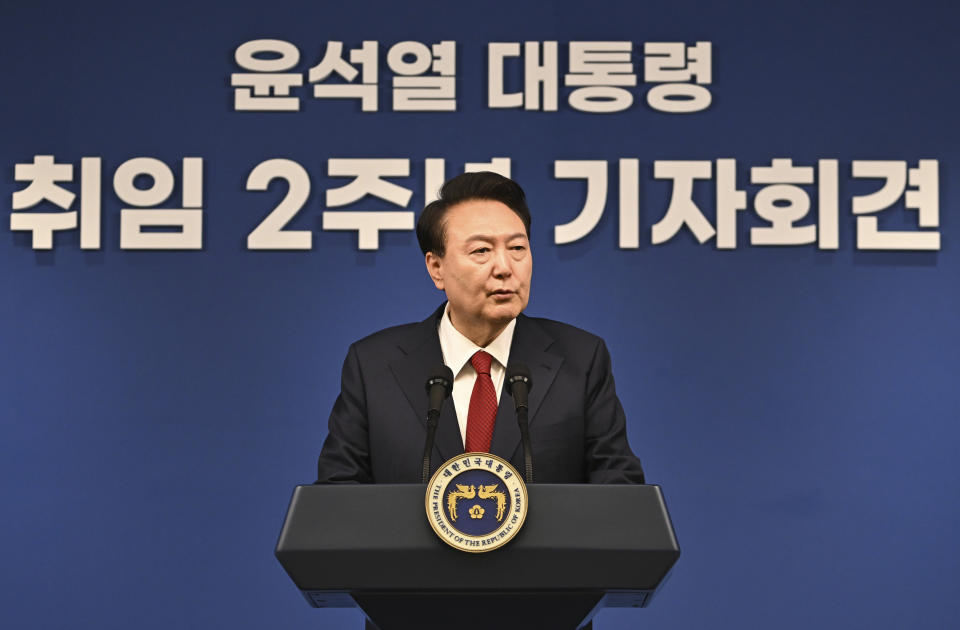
276,483,679,592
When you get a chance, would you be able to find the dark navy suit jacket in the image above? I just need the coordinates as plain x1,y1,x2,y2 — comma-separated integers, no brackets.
316,305,645,484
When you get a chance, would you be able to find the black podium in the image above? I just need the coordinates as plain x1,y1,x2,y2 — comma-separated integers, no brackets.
276,484,679,630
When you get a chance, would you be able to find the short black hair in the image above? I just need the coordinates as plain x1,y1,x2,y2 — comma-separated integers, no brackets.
416,171,532,257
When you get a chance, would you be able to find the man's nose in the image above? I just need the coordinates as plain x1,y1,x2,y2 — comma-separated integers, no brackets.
491,247,512,277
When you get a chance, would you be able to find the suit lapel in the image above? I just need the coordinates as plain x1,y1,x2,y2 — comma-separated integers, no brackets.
488,314,563,461
388,305,463,463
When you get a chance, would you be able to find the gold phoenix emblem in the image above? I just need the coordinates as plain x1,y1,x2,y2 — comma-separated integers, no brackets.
425,453,529,553
446,484,507,522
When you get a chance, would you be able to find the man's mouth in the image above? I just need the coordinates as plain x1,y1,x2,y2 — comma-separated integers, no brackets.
489,289,515,297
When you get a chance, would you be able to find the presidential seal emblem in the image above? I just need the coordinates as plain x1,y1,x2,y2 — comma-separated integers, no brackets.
425,452,528,553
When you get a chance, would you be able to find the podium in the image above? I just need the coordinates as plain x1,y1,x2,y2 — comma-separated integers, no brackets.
276,484,679,630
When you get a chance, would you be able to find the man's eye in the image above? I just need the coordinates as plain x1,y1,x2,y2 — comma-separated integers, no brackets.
472,247,490,255
511,245,526,251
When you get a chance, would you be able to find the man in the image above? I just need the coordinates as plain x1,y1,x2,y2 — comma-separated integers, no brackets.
317,172,644,484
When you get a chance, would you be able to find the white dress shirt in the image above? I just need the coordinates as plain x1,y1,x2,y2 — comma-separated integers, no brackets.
437,302,516,447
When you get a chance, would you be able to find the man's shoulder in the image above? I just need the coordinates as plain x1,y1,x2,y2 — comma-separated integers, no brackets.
351,320,426,350
520,314,606,354
524,314,599,338
347,306,443,356
346,310,608,356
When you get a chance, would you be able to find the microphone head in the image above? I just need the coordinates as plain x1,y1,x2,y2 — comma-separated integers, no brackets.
506,362,533,395
425,365,454,397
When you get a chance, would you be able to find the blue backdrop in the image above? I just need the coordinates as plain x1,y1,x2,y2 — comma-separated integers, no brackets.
2,1,958,628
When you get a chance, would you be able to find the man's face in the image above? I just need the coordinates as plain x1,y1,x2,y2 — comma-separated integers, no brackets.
426,199,532,340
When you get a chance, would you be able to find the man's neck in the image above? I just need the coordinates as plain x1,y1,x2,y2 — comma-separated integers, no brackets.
448,311,509,348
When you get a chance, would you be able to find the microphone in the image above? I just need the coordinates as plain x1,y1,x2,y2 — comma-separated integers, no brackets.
506,363,534,483
422,366,454,483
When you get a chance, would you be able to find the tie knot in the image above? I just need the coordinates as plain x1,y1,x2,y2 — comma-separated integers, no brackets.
471,350,493,375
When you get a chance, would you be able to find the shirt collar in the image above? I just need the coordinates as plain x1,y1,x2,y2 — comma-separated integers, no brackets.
438,302,516,376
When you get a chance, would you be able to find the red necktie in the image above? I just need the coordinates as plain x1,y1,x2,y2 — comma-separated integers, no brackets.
465,350,497,452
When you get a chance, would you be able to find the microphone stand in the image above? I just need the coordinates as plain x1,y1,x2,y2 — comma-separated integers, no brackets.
517,403,533,484
507,364,534,484
421,410,440,484
421,367,454,483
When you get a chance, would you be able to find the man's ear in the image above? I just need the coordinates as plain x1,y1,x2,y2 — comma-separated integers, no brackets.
425,252,444,290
